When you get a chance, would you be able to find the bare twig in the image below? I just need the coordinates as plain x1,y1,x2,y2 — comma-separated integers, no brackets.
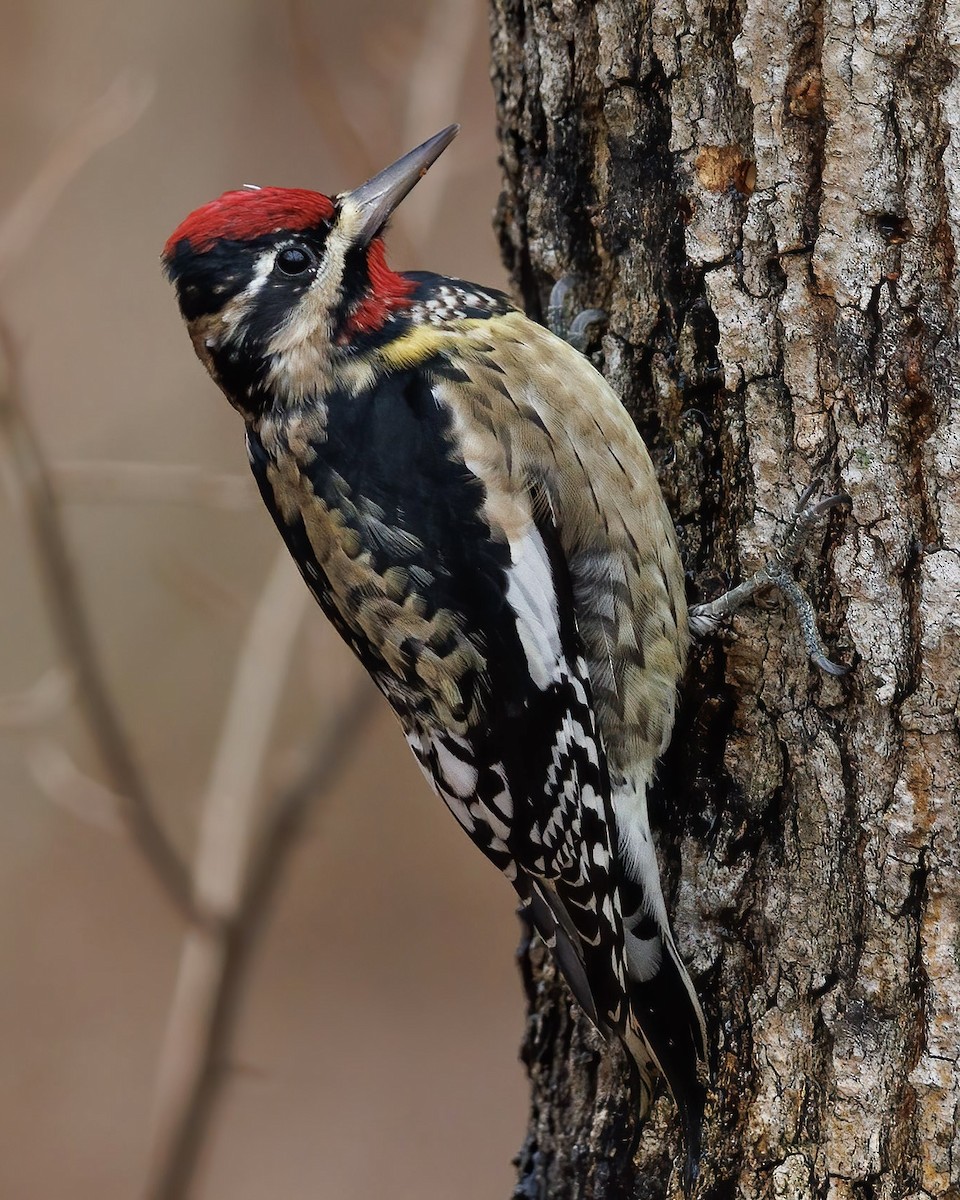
0,65,200,919
26,738,124,834
51,460,255,510
146,680,377,1200
287,0,380,186
287,0,481,270
155,554,249,622
0,318,200,922
196,551,312,920
147,549,312,1186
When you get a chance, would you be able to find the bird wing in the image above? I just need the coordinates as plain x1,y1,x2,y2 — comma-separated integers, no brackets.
421,312,690,789
425,332,707,1132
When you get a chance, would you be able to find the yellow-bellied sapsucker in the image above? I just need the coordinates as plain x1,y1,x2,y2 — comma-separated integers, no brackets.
163,126,709,1177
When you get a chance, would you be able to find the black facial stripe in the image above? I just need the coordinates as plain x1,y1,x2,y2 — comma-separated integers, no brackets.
240,269,315,348
331,239,375,335
166,237,259,321
166,226,331,322
167,225,334,419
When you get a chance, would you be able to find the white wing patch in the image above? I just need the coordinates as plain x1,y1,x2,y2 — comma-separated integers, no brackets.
505,522,564,690
436,383,563,694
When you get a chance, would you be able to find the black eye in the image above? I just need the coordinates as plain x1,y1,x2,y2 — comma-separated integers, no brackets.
275,246,314,276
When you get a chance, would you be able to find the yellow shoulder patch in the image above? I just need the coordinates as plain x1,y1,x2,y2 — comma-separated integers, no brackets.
376,314,521,372
377,325,452,370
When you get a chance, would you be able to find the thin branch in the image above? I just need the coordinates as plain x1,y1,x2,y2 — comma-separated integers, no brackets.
147,549,312,1187
0,66,200,920
197,551,313,920
146,681,378,1200
286,0,481,266
26,737,124,835
287,0,380,186
155,554,249,623
0,319,199,922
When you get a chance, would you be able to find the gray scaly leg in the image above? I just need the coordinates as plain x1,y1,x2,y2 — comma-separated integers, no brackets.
689,479,851,676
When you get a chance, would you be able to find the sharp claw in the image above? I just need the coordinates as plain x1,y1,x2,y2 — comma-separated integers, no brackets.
779,483,850,570
804,492,851,521
796,478,823,510
548,277,606,350
547,276,577,338
692,477,851,677
778,572,849,679
567,308,607,353
568,308,607,336
812,653,852,677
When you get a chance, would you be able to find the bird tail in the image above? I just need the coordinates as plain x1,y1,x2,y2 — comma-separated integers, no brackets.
613,782,708,1187
621,929,707,1187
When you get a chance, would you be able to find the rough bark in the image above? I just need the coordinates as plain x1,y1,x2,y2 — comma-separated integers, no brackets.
489,2,960,1197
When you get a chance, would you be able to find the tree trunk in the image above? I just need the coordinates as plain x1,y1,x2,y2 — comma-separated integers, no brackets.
489,2,960,1197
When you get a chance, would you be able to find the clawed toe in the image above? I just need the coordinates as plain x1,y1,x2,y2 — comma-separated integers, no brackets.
690,479,851,676
548,276,607,352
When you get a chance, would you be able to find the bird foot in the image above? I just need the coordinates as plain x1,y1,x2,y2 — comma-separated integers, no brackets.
548,276,606,354
689,479,851,676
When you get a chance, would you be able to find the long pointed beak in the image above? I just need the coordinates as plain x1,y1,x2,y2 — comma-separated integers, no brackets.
341,124,459,245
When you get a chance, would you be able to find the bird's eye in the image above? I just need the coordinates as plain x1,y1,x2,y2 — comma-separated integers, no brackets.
275,246,314,276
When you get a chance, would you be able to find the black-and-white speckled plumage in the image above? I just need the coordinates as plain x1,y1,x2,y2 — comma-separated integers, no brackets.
164,162,709,1178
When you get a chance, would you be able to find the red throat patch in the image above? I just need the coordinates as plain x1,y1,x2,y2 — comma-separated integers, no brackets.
342,238,416,337
163,187,336,257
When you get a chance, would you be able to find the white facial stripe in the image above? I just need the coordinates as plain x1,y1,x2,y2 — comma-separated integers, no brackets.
333,195,364,242
267,225,349,354
261,222,357,402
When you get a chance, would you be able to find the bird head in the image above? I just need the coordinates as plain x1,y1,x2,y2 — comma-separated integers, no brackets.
162,124,459,418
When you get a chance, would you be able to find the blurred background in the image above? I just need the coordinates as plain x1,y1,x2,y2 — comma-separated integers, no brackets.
0,2,526,1197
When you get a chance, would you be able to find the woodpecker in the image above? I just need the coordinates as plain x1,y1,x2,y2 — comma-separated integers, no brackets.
163,125,708,1178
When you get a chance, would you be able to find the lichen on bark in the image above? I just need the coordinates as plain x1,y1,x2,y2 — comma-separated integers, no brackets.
489,1,960,1196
